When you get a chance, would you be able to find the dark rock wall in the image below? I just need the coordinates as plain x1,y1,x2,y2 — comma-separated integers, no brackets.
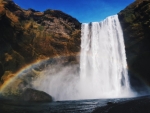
118,0,150,87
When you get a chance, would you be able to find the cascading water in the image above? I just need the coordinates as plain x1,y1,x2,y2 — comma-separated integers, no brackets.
32,15,134,101
79,15,131,98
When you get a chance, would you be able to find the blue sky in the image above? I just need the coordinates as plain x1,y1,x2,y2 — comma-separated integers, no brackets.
13,0,134,23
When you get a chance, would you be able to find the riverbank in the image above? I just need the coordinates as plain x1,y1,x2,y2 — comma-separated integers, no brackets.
0,95,150,113
92,95,150,113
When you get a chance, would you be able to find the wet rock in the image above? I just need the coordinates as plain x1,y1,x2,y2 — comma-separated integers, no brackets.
107,102,114,105
20,88,53,102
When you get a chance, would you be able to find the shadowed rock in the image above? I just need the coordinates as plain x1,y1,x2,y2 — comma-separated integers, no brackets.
20,88,53,102
118,0,150,87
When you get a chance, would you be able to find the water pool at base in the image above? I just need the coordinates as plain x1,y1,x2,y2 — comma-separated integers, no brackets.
0,97,137,113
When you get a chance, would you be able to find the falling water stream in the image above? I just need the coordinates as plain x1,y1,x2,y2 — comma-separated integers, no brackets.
79,15,131,98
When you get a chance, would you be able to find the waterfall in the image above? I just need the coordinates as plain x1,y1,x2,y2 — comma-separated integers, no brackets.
79,15,131,98
32,15,134,101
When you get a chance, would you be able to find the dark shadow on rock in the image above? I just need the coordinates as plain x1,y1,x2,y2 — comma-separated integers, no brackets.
0,62,4,78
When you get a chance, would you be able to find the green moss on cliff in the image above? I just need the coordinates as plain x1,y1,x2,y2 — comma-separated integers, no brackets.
118,0,150,85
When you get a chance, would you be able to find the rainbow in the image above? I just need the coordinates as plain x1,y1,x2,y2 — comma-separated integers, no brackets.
0,58,49,93
0,53,80,93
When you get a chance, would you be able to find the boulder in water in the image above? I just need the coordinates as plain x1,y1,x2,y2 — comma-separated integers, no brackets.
107,102,114,105
20,88,53,102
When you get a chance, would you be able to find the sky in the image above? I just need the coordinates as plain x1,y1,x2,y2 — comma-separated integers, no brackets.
13,0,134,23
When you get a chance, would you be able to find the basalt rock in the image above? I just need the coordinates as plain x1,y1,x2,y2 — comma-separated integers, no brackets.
20,88,53,102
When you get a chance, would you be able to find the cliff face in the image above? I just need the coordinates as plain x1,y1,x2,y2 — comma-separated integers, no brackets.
0,1,81,84
118,0,150,85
